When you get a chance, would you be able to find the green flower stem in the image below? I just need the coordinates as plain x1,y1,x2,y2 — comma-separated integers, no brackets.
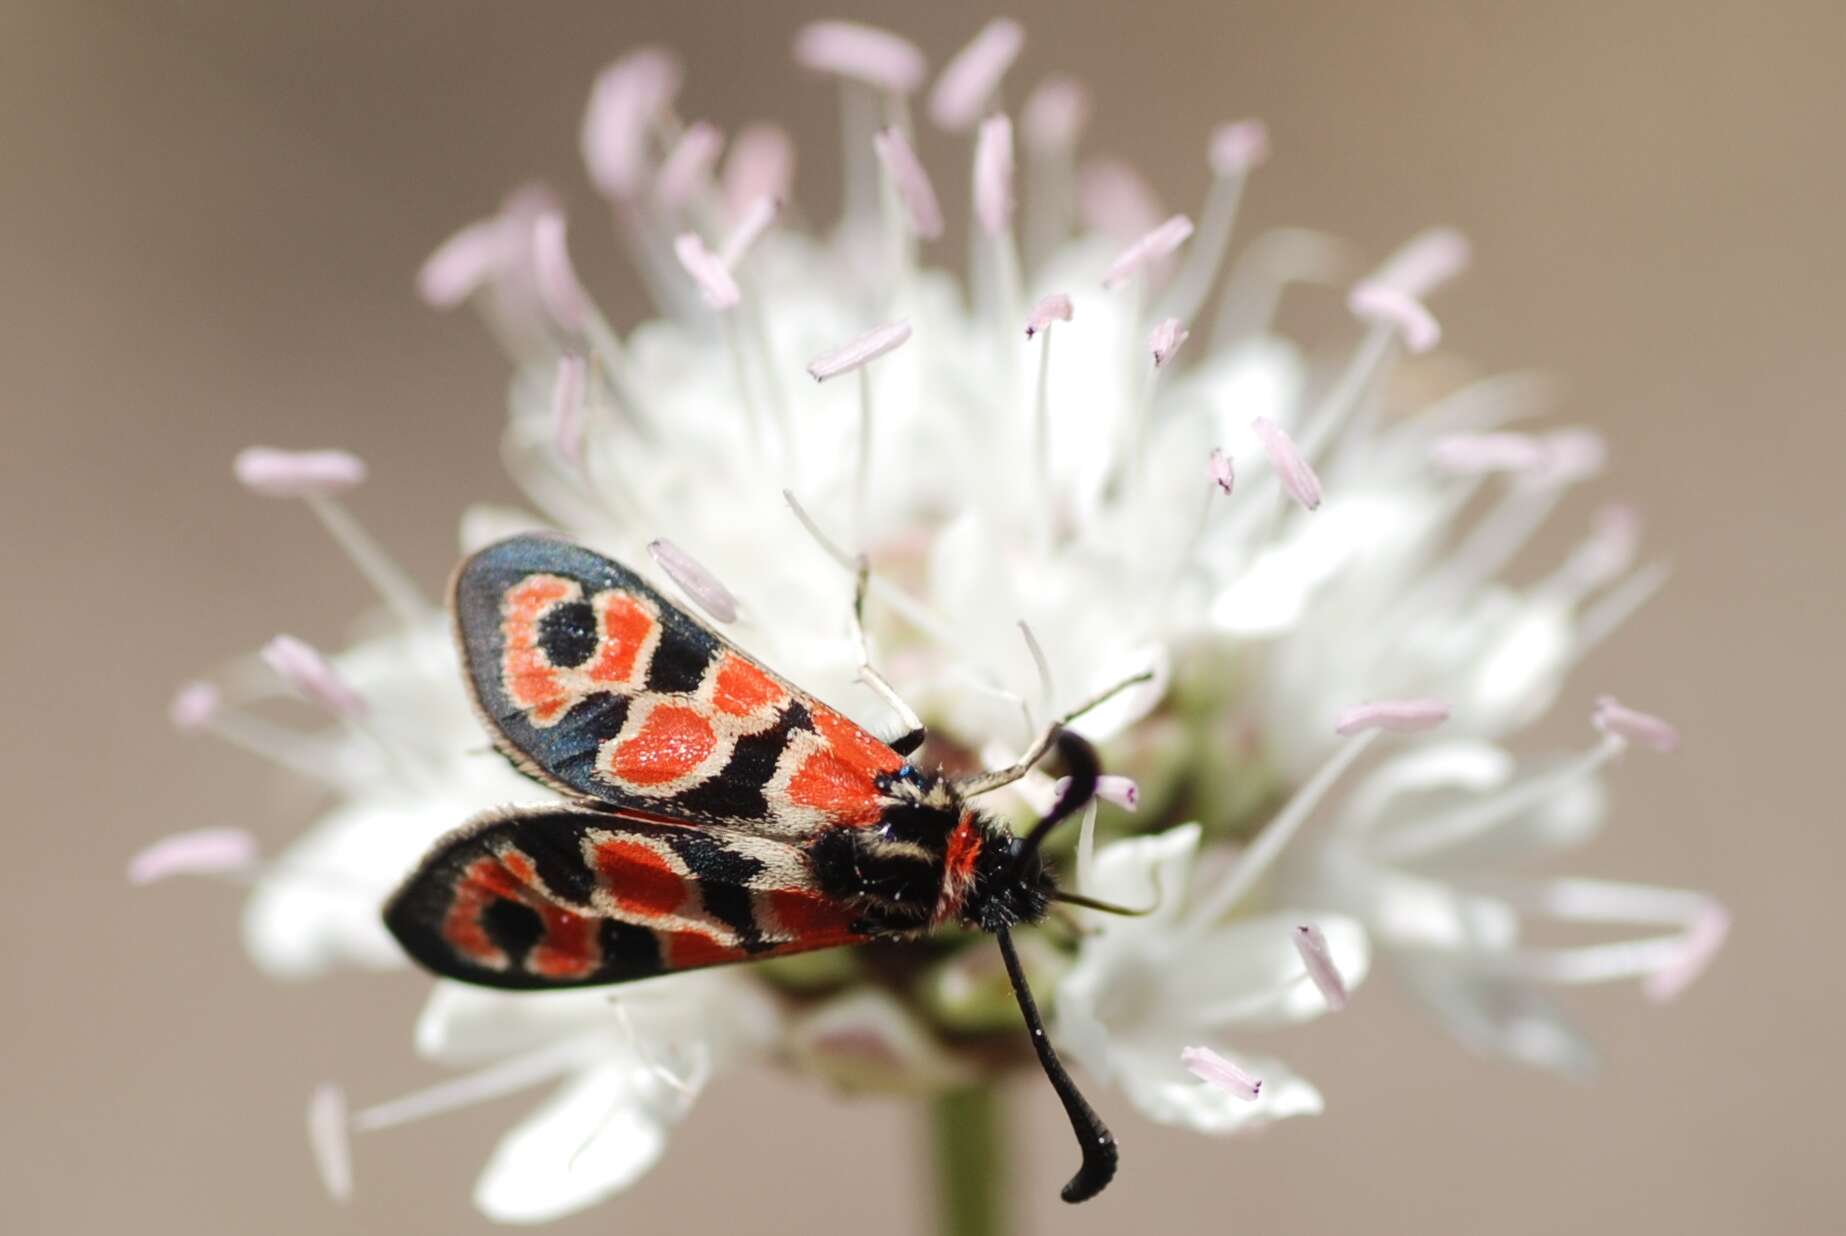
929,1085,1006,1236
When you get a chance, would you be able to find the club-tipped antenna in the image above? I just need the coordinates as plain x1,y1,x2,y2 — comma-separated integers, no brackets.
995,924,1118,1202
1012,730,1100,871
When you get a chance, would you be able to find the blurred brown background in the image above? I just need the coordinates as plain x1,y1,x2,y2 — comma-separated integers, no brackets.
3,2,1839,1233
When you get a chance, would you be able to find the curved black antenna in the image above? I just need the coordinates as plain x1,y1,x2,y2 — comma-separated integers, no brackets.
1049,888,1157,917
1013,729,1100,869
1050,863,1166,918
995,924,1119,1203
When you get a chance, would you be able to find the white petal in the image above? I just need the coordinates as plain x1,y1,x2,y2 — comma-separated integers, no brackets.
459,503,552,552
473,1064,675,1224
1312,850,1519,955
1199,338,1305,439
241,804,436,977
1083,823,1200,928
419,971,779,1068
1396,960,1598,1078
1067,644,1170,740
1211,503,1376,634
1460,595,1573,730
1337,741,1514,841
786,989,975,1092
1160,912,1371,1030
1412,759,1609,869
417,984,626,1066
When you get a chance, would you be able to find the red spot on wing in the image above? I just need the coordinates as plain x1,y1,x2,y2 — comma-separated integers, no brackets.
442,858,513,968
766,888,865,946
713,653,787,718
529,910,598,978
442,852,601,979
592,838,687,917
499,575,576,723
610,704,718,787
786,748,885,825
585,592,655,686
786,707,903,826
812,707,905,775
664,931,748,970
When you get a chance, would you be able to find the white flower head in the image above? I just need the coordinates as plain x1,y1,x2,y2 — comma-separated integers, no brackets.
146,15,1722,1221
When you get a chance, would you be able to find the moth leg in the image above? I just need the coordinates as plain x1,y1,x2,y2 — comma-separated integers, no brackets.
851,554,927,758
955,670,1155,797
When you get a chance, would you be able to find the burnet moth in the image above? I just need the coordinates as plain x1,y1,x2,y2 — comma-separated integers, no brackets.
385,535,1146,1202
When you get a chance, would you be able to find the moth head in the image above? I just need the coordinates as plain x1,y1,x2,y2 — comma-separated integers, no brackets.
970,824,1056,932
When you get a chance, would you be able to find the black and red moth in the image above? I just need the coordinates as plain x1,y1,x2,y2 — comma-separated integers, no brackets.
385,535,1120,1201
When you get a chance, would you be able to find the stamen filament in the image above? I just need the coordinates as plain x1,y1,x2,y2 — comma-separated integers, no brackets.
721,313,767,455
1189,729,1382,928
1500,933,1702,985
1159,121,1266,324
1209,226,1349,344
304,494,432,627
1074,799,1100,895
972,115,1024,354
353,1040,593,1133
1018,619,1056,722
551,354,587,467
1296,320,1396,461
1373,736,1623,862
306,1084,353,1203
1576,560,1671,653
1537,504,1641,606
531,211,591,334
856,366,873,532
196,705,345,785
1494,877,1715,926
1022,75,1088,268
1025,294,1071,520
672,232,741,309
781,490,959,648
